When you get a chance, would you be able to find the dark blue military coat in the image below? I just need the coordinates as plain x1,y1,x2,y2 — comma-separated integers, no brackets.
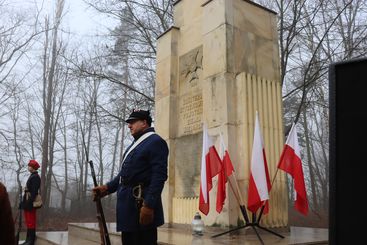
107,127,168,232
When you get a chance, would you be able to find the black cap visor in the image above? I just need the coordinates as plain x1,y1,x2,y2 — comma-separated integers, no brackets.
125,117,141,123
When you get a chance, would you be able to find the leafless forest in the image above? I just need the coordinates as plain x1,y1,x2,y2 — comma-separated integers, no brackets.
1,0,366,230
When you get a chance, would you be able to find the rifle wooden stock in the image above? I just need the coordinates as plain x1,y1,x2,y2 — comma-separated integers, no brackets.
89,160,111,245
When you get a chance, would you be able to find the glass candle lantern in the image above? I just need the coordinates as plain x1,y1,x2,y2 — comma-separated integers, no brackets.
191,212,204,236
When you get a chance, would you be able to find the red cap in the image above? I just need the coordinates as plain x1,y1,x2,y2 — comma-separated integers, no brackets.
28,160,40,170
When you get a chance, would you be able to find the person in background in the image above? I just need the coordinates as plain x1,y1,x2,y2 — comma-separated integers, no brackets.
21,160,41,245
93,109,169,245
0,181,15,245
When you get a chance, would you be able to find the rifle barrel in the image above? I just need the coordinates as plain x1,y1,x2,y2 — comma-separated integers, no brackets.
80,123,111,245
89,160,111,245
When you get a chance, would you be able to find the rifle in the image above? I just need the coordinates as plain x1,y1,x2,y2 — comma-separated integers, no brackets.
80,123,111,245
15,185,22,245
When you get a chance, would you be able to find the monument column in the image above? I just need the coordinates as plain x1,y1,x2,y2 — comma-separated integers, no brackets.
155,26,180,224
156,0,288,228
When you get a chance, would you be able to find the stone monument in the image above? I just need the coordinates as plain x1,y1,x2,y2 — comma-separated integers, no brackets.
155,0,288,227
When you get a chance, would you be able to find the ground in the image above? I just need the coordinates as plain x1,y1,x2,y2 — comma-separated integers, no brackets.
28,207,328,231
288,207,328,228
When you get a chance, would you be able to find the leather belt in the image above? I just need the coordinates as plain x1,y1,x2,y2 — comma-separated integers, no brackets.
119,176,147,188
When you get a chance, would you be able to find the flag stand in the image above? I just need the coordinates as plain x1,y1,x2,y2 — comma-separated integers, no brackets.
210,124,286,244
211,204,284,245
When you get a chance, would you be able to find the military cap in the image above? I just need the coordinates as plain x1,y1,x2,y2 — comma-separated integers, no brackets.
125,109,152,125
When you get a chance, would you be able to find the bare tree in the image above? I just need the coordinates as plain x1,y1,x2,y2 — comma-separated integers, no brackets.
40,0,65,208
79,0,173,106
8,91,25,209
257,0,367,224
0,2,42,83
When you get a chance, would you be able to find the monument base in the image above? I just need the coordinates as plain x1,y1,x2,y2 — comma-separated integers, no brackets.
34,222,328,245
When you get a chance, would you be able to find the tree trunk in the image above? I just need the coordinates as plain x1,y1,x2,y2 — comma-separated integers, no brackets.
62,119,68,211
40,0,64,209
302,107,318,210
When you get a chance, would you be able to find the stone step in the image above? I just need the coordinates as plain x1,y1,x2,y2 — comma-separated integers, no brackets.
35,223,328,245
67,223,121,245
35,231,104,245
35,231,68,245
35,223,169,245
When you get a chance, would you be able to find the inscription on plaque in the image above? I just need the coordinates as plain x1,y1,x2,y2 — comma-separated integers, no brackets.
179,94,203,135
178,46,204,136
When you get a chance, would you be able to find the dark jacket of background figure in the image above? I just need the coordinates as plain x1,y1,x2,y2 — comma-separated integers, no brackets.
22,171,41,210
0,182,15,245
107,127,169,232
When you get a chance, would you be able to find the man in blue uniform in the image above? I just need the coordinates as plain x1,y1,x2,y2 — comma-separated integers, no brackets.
93,109,168,245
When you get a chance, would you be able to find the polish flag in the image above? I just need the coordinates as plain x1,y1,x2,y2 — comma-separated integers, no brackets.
278,123,308,215
216,134,235,213
199,124,223,215
247,112,272,214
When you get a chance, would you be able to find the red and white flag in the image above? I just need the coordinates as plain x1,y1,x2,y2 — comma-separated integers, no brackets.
277,123,308,215
199,124,222,215
247,112,272,214
216,134,235,213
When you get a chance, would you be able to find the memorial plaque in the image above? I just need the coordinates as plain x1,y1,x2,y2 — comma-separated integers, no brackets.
178,46,203,136
179,94,203,135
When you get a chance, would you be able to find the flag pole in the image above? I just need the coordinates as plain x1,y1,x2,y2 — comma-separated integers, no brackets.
247,162,284,240
212,172,284,240
257,122,294,223
212,128,284,241
227,174,250,223
219,132,250,223
212,134,284,241
257,168,280,222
